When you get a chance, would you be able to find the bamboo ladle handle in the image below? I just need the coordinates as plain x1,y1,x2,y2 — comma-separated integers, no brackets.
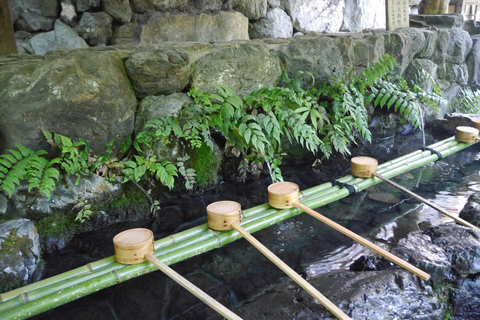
293,202,431,281
372,172,480,231
231,223,351,320
144,253,243,320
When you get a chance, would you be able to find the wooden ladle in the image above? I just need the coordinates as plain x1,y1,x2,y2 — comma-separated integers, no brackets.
206,201,351,320
455,125,480,142
113,228,242,320
268,182,431,281
350,154,480,231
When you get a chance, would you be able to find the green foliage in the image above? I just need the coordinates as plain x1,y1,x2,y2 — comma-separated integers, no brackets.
453,87,480,113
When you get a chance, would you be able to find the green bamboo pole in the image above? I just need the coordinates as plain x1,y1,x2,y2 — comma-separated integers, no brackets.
0,137,473,319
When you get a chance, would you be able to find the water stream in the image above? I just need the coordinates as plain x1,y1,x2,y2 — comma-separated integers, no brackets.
30,132,480,320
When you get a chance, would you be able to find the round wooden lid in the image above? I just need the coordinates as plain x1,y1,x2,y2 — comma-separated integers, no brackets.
113,228,153,247
267,182,299,195
456,126,479,134
351,156,378,166
206,201,241,215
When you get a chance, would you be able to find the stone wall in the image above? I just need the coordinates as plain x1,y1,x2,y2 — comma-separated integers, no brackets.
9,0,389,56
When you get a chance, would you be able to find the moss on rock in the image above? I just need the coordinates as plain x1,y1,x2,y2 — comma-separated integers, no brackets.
187,143,222,187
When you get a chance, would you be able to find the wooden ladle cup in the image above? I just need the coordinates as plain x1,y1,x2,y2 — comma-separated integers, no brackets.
113,228,242,320
455,126,480,142
207,201,351,320
350,156,480,231
267,182,431,281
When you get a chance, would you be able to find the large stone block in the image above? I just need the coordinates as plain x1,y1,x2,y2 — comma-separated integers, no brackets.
404,58,438,88
249,8,293,39
103,0,132,24
384,28,426,76
233,0,268,20
78,12,113,46
334,34,385,74
0,51,137,157
31,20,88,56
415,29,437,59
281,0,345,33
446,28,473,64
141,12,249,45
431,29,450,65
125,46,190,97
437,62,468,85
467,36,480,86
191,43,282,95
9,0,59,32
276,36,344,82
341,0,386,32
131,0,188,13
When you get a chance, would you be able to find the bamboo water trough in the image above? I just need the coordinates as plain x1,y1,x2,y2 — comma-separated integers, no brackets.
0,133,478,319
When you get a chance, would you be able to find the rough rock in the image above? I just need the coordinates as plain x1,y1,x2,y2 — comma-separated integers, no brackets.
451,274,480,320
103,0,132,24
31,19,89,56
0,219,41,289
334,35,385,74
431,29,450,65
60,1,77,26
441,83,462,108
76,0,101,12
111,23,140,45
437,62,468,85
135,93,193,133
156,205,184,231
131,0,188,13
249,7,293,39
268,0,281,6
341,0,386,32
15,31,34,54
367,192,401,204
384,28,426,76
281,0,345,33
125,46,190,97
9,0,59,32
9,174,122,216
416,29,437,58
404,58,438,89
0,194,7,215
459,193,480,228
191,43,282,96
392,232,451,281
424,225,480,277
276,36,344,84
237,270,443,319
78,12,113,46
432,113,480,135
466,36,480,87
463,20,480,35
140,12,249,45
0,51,137,157
368,113,398,139
233,0,268,20
409,13,464,28
446,28,473,64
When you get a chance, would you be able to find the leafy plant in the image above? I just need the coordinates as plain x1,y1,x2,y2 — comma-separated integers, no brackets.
453,87,480,114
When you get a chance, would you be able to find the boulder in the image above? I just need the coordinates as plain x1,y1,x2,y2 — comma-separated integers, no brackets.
431,29,450,65
103,0,132,24
76,0,101,12
466,36,480,87
451,274,480,320
437,62,468,86
140,12,249,45
276,36,344,83
0,51,137,157
446,28,473,64
233,0,268,20
131,0,188,13
0,194,7,215
334,34,385,74
409,13,464,28
249,8,293,39
9,0,59,32
112,23,141,45
281,0,345,33
60,1,77,27
191,43,282,95
416,29,437,58
78,12,113,46
432,113,480,135
31,19,89,56
125,46,191,97
384,28,426,76
341,0,386,32
404,58,438,90
0,219,41,291
15,31,34,55
459,193,480,228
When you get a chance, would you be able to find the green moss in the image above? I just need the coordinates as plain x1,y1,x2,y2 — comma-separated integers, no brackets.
187,144,222,187
0,272,23,294
93,186,147,212
35,213,77,238
1,229,31,255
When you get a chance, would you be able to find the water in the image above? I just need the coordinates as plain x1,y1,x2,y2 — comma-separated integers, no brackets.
30,134,480,320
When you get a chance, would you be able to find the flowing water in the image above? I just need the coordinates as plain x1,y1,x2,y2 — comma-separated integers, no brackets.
30,131,480,320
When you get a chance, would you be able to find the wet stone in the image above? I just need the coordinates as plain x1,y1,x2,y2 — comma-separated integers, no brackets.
367,192,402,204
451,273,480,320
459,193,480,228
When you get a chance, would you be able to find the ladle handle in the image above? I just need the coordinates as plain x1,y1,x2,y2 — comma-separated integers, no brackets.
231,223,351,320
293,202,431,281
144,253,243,320
373,172,480,231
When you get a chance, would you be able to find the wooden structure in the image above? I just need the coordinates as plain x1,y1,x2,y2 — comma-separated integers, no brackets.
0,0,18,55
